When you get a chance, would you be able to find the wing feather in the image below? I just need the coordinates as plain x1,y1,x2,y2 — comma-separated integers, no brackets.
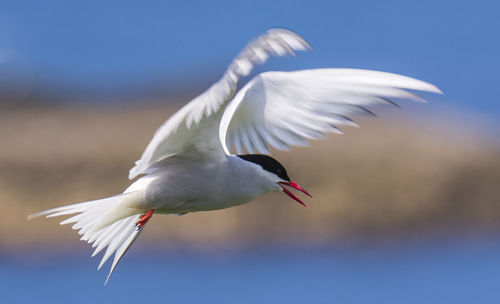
129,29,311,179
220,69,442,154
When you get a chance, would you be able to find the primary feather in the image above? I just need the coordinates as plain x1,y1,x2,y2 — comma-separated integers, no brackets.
129,29,311,179
219,69,442,155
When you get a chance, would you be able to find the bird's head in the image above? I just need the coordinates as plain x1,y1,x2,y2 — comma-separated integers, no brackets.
237,154,312,207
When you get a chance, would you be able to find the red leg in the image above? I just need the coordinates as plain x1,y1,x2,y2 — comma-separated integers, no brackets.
136,208,155,229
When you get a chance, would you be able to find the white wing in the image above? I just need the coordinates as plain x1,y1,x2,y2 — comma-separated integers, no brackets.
129,29,311,179
219,69,442,154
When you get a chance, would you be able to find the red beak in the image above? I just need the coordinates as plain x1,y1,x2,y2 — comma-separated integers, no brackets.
278,180,312,207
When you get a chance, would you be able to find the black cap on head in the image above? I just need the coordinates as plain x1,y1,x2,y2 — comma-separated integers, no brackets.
237,154,290,182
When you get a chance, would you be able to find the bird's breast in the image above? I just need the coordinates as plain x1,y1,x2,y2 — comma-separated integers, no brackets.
142,157,268,213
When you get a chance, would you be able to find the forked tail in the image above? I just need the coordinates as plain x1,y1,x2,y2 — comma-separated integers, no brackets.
28,191,151,284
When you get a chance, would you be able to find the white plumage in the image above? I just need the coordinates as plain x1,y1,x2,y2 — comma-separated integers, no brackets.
29,28,442,283
220,68,441,155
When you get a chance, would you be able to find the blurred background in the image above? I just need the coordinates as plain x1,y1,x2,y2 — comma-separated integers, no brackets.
1,0,500,303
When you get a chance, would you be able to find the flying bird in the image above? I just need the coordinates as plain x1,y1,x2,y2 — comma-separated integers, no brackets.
29,29,442,283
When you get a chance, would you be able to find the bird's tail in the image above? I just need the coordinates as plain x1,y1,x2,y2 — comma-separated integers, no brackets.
28,191,148,284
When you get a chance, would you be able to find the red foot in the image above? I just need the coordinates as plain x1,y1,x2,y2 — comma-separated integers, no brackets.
136,209,155,229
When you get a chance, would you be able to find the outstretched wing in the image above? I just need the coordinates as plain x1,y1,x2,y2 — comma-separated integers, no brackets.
219,68,442,154
129,29,311,179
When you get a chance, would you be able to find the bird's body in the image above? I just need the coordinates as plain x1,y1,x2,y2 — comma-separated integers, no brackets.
29,28,442,283
133,155,280,214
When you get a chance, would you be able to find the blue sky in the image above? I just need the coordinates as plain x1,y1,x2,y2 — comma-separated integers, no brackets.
1,0,499,117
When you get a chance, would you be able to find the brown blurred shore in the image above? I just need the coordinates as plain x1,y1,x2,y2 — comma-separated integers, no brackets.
1,103,499,253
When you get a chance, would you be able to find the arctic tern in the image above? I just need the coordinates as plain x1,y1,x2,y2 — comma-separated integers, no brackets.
29,29,442,283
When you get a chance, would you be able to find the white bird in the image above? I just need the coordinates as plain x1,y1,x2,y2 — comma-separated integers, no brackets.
29,29,442,283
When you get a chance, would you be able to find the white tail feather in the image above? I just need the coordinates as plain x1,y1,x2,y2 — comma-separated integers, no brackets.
105,227,143,285
28,191,148,284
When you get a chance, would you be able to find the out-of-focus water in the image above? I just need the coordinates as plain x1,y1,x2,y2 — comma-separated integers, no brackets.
2,238,500,303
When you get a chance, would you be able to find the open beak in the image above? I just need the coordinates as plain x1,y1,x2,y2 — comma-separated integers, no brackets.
278,181,312,207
